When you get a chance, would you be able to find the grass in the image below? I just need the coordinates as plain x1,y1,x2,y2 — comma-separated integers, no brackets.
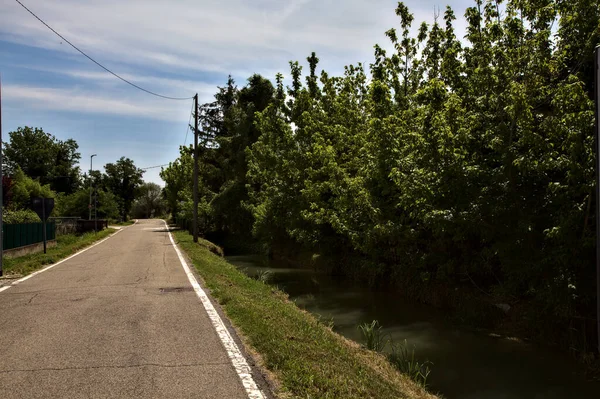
3,229,116,276
173,229,437,399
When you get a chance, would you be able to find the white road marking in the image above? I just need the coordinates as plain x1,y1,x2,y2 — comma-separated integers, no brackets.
163,220,266,399
0,222,136,293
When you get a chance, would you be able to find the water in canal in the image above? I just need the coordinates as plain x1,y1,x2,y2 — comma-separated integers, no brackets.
226,254,600,399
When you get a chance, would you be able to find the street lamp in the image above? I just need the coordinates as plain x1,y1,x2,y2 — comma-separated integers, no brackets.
89,154,96,220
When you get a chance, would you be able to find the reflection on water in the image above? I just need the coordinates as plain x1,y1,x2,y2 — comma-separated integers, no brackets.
228,255,600,399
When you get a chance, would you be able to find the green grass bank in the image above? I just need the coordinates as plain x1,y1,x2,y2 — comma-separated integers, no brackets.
173,229,437,399
3,229,116,276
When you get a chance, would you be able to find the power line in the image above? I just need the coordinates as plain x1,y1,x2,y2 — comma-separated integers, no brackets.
140,164,169,170
184,100,194,146
140,100,193,172
14,0,194,101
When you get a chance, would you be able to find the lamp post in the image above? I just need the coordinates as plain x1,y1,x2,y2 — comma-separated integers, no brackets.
89,154,96,220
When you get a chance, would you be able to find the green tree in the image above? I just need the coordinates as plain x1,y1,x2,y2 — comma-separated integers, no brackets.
8,168,55,209
210,74,275,236
56,189,119,220
160,145,193,220
132,182,166,219
1,167,56,223
164,0,600,353
3,126,81,194
104,157,144,221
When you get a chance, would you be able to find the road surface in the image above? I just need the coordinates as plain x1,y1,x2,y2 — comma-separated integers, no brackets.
0,219,263,398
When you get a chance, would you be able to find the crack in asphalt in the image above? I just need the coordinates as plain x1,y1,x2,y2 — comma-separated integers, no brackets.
1,282,154,296
0,361,232,374
27,293,39,304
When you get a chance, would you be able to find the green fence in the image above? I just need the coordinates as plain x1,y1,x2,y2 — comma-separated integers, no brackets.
3,222,56,251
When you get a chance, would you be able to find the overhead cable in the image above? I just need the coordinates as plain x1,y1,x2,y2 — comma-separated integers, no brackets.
184,100,194,146
14,0,194,101
141,164,169,170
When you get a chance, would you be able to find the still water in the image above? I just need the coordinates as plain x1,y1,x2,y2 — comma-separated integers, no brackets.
226,254,600,399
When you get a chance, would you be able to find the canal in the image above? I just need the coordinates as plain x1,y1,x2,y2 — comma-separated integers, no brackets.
227,254,600,399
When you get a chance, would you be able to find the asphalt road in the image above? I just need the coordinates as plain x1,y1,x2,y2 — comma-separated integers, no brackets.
0,219,254,398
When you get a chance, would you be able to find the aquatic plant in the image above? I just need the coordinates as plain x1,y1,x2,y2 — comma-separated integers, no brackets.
388,339,432,387
358,320,386,352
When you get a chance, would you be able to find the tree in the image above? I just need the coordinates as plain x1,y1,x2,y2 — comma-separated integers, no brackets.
160,145,193,220
132,182,166,219
1,167,56,223
3,126,81,194
163,0,600,354
104,157,144,221
207,74,275,236
56,189,119,220
7,168,55,210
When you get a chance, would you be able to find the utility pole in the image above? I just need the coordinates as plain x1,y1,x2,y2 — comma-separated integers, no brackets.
193,94,199,243
94,187,98,233
595,46,600,354
42,198,47,254
0,75,4,277
89,154,96,220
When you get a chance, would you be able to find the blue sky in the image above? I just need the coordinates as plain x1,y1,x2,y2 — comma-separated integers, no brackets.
0,0,472,185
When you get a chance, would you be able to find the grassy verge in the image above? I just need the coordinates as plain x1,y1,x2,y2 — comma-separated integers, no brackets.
173,229,437,399
3,229,116,276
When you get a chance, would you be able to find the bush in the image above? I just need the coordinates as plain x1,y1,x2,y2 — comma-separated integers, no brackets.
3,209,41,224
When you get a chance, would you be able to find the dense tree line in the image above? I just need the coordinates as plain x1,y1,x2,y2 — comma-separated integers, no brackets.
162,0,599,352
2,127,161,222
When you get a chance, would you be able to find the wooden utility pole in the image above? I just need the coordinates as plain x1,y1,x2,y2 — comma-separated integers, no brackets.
193,94,199,243
94,188,98,233
42,199,47,254
595,46,600,354
89,154,96,220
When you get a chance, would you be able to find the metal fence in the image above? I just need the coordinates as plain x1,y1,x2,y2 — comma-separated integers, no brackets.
49,217,79,236
3,222,56,251
174,217,191,232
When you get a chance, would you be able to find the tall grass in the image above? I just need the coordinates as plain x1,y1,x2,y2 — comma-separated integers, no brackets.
358,320,386,352
358,320,433,387
388,339,433,387
255,269,272,283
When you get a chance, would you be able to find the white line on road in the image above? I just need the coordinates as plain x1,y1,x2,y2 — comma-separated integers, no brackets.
0,223,135,293
163,220,266,399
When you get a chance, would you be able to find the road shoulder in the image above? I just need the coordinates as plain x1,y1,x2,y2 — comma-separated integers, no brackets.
164,222,275,399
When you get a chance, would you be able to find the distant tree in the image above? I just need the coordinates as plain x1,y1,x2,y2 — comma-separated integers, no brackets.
160,146,193,220
132,182,166,219
3,126,81,194
104,157,144,221
56,189,119,220
82,170,109,193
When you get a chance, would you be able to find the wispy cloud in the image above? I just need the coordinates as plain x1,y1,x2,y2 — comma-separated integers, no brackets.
9,63,219,96
0,0,452,77
4,84,189,121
